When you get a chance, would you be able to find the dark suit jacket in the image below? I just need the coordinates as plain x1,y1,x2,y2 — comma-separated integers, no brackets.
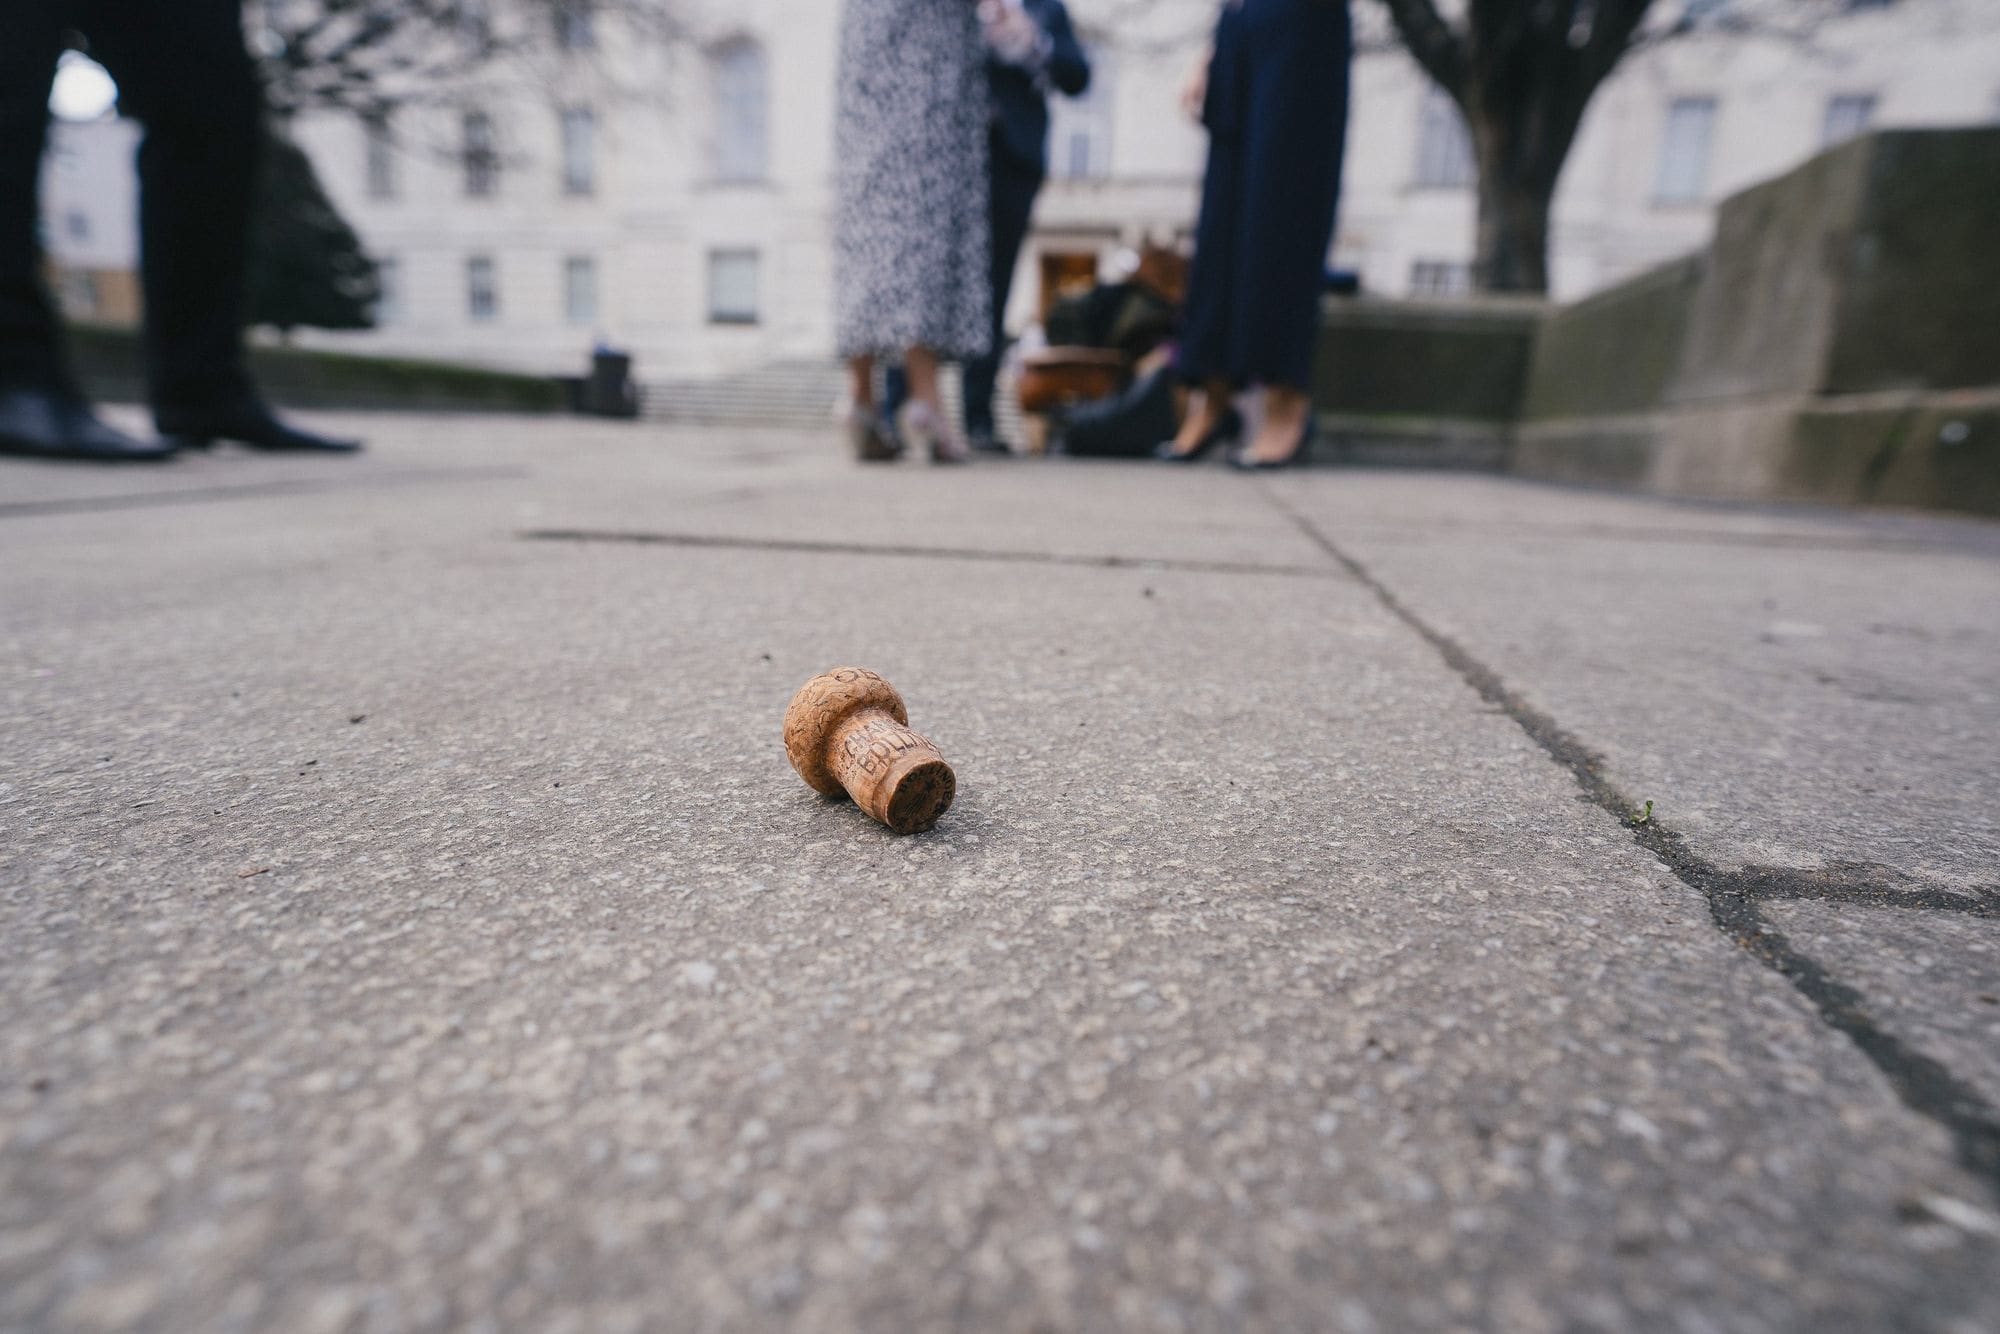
988,0,1092,179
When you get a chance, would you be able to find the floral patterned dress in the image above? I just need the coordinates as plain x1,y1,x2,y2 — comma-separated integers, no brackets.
832,0,992,361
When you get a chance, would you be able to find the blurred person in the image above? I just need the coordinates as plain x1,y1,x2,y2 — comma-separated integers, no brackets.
882,0,1091,454
0,0,360,462
1157,0,1350,471
833,0,993,464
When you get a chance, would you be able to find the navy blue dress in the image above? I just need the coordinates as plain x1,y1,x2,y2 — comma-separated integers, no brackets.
1179,0,1352,391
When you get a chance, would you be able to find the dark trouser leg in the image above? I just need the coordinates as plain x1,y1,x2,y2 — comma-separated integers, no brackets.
81,0,262,419
0,4,71,391
1233,0,1350,391
1176,132,1245,386
962,155,1042,438
882,364,907,422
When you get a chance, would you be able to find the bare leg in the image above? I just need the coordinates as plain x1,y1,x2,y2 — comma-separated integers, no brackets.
901,345,969,463
1242,383,1311,464
1166,378,1235,456
903,346,941,415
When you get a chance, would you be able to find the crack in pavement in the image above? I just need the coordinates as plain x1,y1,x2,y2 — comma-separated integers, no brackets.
1333,518,2000,559
1714,863,2000,917
0,467,528,521
1261,484,2000,1200
520,528,1344,580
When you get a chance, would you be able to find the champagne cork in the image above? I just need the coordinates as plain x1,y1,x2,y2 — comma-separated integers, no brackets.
783,668,956,834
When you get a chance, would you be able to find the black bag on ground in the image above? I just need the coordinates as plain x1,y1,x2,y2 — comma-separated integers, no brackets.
1056,366,1178,459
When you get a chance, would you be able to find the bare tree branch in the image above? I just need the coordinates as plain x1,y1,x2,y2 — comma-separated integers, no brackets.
255,0,697,118
1375,0,1468,94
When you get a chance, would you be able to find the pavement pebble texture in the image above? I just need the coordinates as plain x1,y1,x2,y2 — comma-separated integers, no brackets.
3,415,1997,1332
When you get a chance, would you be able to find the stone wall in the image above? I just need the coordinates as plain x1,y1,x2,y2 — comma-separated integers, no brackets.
1505,128,2000,516
1309,297,1542,468
1520,256,1700,422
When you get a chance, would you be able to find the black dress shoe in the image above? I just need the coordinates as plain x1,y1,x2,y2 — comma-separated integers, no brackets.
1153,407,1243,462
159,401,362,453
966,431,1011,455
0,385,175,462
1227,415,1317,472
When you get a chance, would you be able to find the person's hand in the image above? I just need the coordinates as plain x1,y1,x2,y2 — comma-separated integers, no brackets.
1180,45,1212,121
980,2,1044,66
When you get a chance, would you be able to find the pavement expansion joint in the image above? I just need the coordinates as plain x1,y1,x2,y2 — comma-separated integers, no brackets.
1257,481,2000,1201
1714,864,2000,916
518,527,1345,580
0,466,527,521
1356,517,2000,557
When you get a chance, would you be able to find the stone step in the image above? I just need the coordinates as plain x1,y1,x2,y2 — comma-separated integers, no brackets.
640,360,1025,443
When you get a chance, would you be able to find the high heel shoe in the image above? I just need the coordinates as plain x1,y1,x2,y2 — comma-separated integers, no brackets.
898,401,971,465
1227,415,1316,472
845,404,902,462
1152,407,1242,462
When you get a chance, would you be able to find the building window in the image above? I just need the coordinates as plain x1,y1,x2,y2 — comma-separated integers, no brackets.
463,111,498,197
1049,53,1113,181
1822,94,1877,146
711,40,769,183
375,256,401,324
556,0,596,50
561,108,596,196
565,256,598,325
1412,85,1476,190
467,255,498,322
1409,260,1471,297
364,110,396,200
707,249,760,324
1654,96,1717,205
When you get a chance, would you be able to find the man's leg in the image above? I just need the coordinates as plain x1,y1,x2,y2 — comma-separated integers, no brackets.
0,4,172,459
881,364,908,425
84,0,356,450
962,156,1043,446
83,0,257,417
0,3,73,393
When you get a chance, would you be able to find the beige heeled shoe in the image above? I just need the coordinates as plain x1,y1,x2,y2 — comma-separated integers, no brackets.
896,401,971,465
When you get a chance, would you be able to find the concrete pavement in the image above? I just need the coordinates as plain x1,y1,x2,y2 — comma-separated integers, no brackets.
2,414,1996,1331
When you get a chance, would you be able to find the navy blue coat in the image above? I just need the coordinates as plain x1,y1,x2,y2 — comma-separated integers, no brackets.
988,0,1092,178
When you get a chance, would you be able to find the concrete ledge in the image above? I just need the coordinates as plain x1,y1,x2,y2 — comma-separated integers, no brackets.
1522,256,1701,421
69,324,570,415
1314,412,1509,470
1512,388,2000,515
1816,131,2000,395
1313,296,1544,424
1506,129,1999,514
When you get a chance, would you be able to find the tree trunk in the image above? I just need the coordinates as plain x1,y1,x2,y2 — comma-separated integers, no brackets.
1376,0,1658,296
1464,91,1577,296
1473,166,1556,294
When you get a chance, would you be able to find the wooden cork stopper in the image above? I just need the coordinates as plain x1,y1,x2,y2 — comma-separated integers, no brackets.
783,668,956,834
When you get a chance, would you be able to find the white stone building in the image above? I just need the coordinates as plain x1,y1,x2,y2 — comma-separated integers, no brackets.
39,115,142,325
47,0,2000,380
